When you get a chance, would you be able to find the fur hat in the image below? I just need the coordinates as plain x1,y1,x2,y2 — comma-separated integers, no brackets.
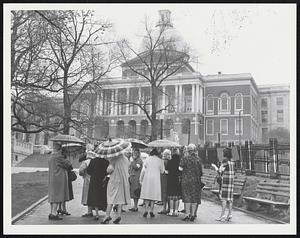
186,144,196,152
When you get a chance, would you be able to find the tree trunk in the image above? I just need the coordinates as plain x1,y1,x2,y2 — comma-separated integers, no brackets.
150,85,157,141
63,70,70,135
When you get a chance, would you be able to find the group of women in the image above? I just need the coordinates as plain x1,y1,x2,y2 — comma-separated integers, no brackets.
48,139,235,224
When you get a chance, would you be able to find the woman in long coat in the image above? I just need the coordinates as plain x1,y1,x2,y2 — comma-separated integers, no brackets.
79,151,96,217
166,148,182,216
48,142,71,220
216,147,235,222
87,155,109,220
139,148,165,218
101,153,131,224
179,144,203,222
128,148,143,212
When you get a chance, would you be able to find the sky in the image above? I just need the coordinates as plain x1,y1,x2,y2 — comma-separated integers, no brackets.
92,4,296,86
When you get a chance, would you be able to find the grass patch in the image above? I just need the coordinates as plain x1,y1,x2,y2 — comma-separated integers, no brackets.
12,171,49,217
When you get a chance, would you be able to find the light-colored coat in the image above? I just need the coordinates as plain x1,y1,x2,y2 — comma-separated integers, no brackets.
79,159,91,206
140,155,165,201
106,155,131,205
48,152,71,203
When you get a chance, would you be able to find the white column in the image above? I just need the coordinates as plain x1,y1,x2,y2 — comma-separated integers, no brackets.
115,89,118,115
199,87,203,113
179,85,182,112
192,84,195,113
162,86,166,113
138,87,141,114
126,88,130,115
175,85,178,112
111,89,115,115
99,91,103,115
196,84,199,113
95,93,99,115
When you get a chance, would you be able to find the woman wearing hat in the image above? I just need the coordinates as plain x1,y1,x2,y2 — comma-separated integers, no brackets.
48,142,71,220
179,144,203,222
79,150,96,217
128,148,143,212
99,139,131,224
86,152,110,220
139,148,165,218
215,147,235,222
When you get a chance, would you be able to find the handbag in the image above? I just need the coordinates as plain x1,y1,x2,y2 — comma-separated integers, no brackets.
68,170,77,182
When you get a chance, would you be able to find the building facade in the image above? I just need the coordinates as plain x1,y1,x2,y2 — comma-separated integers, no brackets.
258,84,290,143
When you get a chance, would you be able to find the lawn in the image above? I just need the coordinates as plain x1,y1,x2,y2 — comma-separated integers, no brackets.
11,171,49,217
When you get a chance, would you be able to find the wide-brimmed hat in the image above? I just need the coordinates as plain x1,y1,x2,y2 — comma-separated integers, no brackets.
95,138,131,159
50,134,85,144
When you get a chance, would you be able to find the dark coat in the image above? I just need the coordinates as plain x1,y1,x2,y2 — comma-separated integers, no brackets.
87,157,109,210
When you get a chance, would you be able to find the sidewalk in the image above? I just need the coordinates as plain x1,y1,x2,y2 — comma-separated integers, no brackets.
14,176,274,225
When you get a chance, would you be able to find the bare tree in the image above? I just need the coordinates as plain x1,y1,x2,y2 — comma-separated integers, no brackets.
11,10,118,135
116,18,191,140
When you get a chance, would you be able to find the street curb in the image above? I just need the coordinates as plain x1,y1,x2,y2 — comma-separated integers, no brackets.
203,196,287,224
12,195,48,224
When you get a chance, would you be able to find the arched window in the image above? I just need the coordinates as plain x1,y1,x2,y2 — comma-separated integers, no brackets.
235,93,243,111
219,92,230,113
128,120,136,138
116,120,125,138
206,94,214,114
165,119,174,138
182,118,191,134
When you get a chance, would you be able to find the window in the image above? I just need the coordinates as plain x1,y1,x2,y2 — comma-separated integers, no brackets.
219,93,230,113
235,118,243,135
261,111,268,123
183,86,192,112
235,93,243,111
276,97,283,106
261,98,268,108
206,95,214,114
220,119,228,135
277,110,284,122
182,118,191,134
206,119,214,135
262,128,268,143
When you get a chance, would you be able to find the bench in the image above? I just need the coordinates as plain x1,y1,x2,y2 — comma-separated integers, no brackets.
210,176,247,201
201,171,218,190
243,181,290,214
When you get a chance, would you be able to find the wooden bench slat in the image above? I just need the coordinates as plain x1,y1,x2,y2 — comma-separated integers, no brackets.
243,196,290,206
257,189,289,197
259,182,289,187
257,185,289,192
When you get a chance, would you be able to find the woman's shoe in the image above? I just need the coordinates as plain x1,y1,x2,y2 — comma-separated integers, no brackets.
101,216,112,224
94,215,100,220
142,212,148,218
182,215,191,221
113,216,121,224
149,212,155,218
215,215,226,222
129,207,138,212
158,210,167,215
57,209,63,215
61,210,71,215
226,215,232,221
82,213,93,217
49,214,63,220
189,216,196,222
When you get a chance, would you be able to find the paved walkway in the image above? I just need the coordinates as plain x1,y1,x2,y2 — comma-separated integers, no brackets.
14,172,275,225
